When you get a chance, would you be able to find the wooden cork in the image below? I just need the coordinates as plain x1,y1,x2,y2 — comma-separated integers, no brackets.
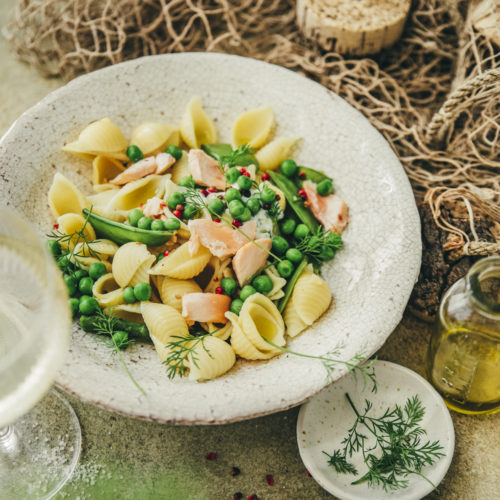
296,0,411,56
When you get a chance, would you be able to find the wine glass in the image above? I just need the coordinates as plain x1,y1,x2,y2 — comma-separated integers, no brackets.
0,206,81,499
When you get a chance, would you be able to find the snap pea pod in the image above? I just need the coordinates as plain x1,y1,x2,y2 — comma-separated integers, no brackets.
277,258,308,313
296,166,332,186
267,171,319,233
82,209,173,246
80,315,151,341
202,143,259,167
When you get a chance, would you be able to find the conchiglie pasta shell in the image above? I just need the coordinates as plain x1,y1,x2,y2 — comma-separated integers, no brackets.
70,255,112,272
149,242,211,279
112,242,152,288
129,255,155,287
62,118,128,160
238,294,285,352
255,137,300,171
180,97,217,148
92,156,125,186
293,273,332,325
129,123,180,156
106,175,166,211
57,213,96,250
158,277,202,312
48,173,90,219
114,302,144,323
92,273,124,308
87,188,120,207
170,152,190,184
263,265,287,301
201,322,232,341
74,238,118,258
232,106,274,149
283,296,308,337
188,336,236,381
226,312,277,360
141,302,189,362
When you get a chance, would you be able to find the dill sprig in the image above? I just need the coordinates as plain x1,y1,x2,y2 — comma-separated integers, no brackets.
47,206,100,272
324,393,445,492
295,227,343,271
163,327,219,379
221,144,256,168
263,338,377,392
183,188,206,214
91,308,146,396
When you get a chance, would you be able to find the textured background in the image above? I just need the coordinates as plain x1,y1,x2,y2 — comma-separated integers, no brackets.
0,0,498,498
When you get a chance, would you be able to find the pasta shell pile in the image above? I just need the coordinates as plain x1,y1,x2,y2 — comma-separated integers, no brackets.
48,97,336,382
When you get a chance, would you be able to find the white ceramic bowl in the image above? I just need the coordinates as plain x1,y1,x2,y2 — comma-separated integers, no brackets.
0,53,421,424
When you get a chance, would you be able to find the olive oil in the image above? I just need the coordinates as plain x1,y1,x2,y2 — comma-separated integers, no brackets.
427,325,500,414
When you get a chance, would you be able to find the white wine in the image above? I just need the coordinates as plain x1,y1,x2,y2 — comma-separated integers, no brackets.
0,236,70,428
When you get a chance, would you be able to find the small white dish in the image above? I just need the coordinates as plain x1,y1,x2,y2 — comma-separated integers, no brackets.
297,360,455,499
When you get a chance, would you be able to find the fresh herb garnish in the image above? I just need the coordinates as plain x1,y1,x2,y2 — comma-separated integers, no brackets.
47,206,100,273
221,144,257,168
89,307,146,395
264,338,377,391
164,327,220,379
324,393,445,492
295,227,343,270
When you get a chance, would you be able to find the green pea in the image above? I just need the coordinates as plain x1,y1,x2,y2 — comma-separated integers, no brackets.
122,286,136,304
167,192,185,210
166,144,183,161
294,223,310,240
126,145,143,163
79,296,99,315
78,276,94,296
316,179,334,196
47,240,61,258
230,298,244,315
280,219,296,235
277,260,294,278
259,187,276,203
225,167,241,184
238,208,252,222
178,176,195,188
225,187,241,203
285,248,303,264
246,198,261,215
73,269,88,282
319,247,335,261
151,219,165,231
88,262,107,280
137,216,152,230
280,158,298,177
252,275,273,294
69,298,80,318
272,236,289,256
57,255,70,270
163,218,181,230
208,198,225,215
128,208,143,227
64,275,77,296
221,277,238,297
134,282,152,301
112,330,129,349
237,175,253,191
228,199,245,218
182,204,199,220
240,285,257,301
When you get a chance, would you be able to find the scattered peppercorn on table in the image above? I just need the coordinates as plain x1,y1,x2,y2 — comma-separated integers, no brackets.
1,2,498,497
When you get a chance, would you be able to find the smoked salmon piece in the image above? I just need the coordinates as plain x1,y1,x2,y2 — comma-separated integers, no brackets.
302,180,349,233
142,196,167,219
232,238,272,286
188,149,226,190
188,219,257,258
110,153,175,185
182,293,231,324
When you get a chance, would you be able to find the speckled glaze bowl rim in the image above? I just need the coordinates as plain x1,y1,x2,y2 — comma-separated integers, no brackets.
0,53,422,424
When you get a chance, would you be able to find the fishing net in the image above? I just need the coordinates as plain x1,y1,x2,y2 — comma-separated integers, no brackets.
7,0,500,254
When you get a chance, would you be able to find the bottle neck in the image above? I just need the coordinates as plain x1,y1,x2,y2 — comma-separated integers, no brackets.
466,256,500,320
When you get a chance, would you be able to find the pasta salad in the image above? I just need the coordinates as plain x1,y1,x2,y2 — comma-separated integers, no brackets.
46,98,349,382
